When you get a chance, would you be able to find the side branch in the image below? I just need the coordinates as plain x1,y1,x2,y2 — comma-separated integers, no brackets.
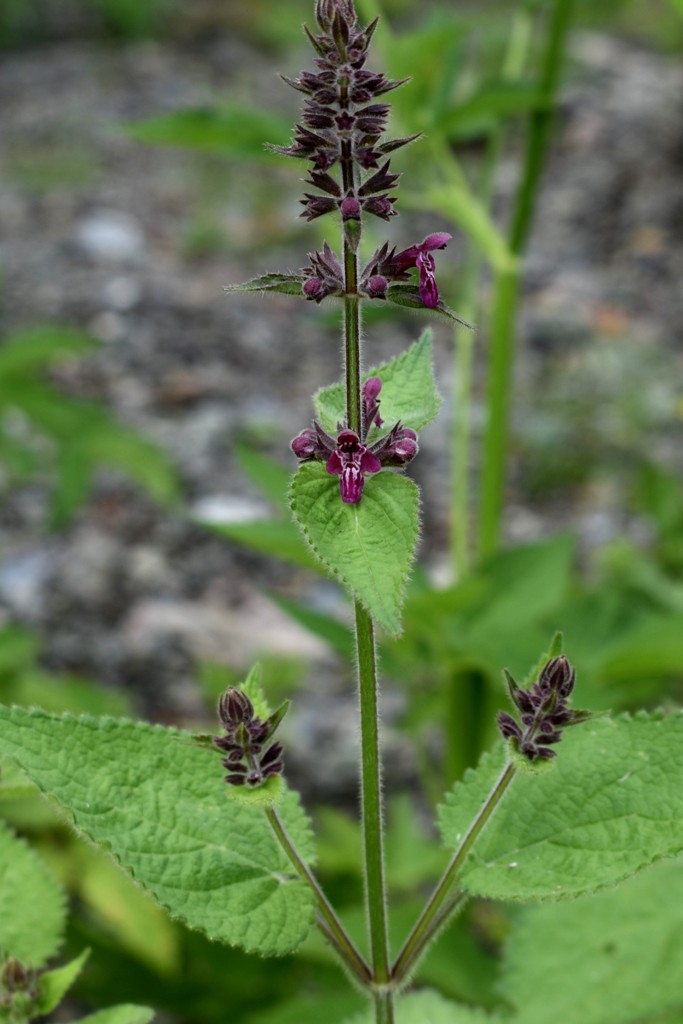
264,805,372,986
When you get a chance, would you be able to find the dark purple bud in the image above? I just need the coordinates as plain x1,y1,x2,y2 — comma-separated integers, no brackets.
542,656,576,697
301,193,338,221
306,169,341,196
225,773,247,786
371,423,419,466
497,711,522,741
340,195,362,220
536,747,557,761
365,274,388,299
260,742,284,768
218,688,254,728
362,195,397,220
291,427,320,459
222,760,247,774
303,277,324,301
363,376,383,430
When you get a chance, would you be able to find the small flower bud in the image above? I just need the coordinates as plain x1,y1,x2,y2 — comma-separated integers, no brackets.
303,277,324,301
340,195,361,220
366,274,388,299
291,427,320,459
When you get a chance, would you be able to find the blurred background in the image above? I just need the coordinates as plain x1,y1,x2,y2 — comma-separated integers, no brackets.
1,0,683,1020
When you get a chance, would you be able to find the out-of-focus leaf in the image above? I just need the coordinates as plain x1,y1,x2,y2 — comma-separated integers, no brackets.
441,82,550,138
125,105,291,158
272,595,352,660
0,326,94,376
236,442,291,512
78,1007,155,1024
413,183,515,273
36,949,90,1014
202,518,320,571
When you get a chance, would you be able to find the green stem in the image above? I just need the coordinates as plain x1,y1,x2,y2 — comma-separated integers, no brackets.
265,806,371,987
392,760,516,984
340,147,393,1022
479,0,575,559
355,602,393,999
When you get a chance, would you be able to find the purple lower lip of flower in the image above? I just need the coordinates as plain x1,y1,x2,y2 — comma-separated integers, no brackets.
325,429,381,503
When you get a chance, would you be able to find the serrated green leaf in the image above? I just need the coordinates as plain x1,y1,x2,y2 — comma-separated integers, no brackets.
125,104,290,158
78,1006,155,1024
224,273,303,296
343,989,506,1024
314,330,441,435
0,819,66,965
289,463,419,636
385,286,474,327
201,518,320,572
0,708,315,957
439,713,683,901
502,858,683,1024
36,948,90,1014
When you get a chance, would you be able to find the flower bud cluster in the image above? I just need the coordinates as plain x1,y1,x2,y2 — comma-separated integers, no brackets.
214,688,285,787
497,656,583,762
270,0,451,309
291,376,418,503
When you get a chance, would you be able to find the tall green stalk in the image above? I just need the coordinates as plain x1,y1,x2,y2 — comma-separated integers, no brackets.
450,9,533,577
343,199,393,1022
479,0,575,559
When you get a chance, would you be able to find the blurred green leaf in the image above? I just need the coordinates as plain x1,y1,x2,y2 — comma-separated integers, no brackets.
36,948,90,1014
0,326,94,377
414,183,516,273
78,1007,155,1024
344,989,505,1024
442,82,550,138
236,442,292,513
202,518,320,571
126,105,291,158
272,595,352,660
225,273,304,296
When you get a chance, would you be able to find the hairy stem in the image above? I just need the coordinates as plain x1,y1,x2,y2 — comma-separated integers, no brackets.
340,155,394,1017
392,760,516,984
479,0,575,559
265,806,371,986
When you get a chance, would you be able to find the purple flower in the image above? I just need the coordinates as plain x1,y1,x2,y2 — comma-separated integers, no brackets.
290,376,419,504
389,232,452,308
326,430,382,503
